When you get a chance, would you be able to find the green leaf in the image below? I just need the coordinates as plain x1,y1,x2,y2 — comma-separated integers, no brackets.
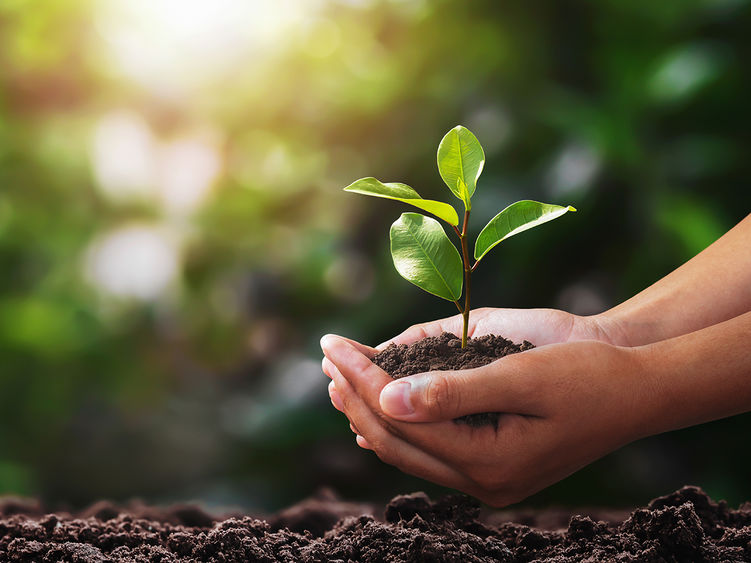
474,200,577,261
390,213,463,301
437,125,485,209
344,177,459,226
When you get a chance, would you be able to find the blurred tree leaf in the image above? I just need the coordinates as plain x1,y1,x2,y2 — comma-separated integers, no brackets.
649,43,726,104
656,195,726,257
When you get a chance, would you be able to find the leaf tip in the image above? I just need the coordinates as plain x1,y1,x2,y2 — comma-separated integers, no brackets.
567,205,577,212
343,177,372,191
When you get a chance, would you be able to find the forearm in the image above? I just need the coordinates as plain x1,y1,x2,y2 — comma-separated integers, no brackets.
595,214,751,346
636,310,751,438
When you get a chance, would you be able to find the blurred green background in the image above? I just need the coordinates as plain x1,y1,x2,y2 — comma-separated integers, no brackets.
1,0,750,512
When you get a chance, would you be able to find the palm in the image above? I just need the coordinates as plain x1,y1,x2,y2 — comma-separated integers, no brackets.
382,307,605,350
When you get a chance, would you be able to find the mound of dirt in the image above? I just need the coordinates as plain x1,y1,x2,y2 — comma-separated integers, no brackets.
2,486,750,562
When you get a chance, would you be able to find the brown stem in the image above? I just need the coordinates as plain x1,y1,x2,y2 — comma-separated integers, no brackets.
459,210,472,348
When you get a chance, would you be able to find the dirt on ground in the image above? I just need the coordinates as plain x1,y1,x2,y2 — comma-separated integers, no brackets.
372,332,534,427
2,486,750,562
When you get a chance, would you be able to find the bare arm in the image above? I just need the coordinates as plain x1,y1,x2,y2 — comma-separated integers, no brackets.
595,213,751,346
640,310,751,434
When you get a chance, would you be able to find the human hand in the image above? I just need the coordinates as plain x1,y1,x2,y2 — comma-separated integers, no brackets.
375,307,626,350
322,307,622,435
321,332,658,507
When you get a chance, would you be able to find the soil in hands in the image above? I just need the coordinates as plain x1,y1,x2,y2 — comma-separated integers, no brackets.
372,332,534,428
3,486,751,562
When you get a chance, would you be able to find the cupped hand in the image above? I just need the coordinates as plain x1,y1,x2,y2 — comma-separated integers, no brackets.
321,329,660,507
375,307,626,350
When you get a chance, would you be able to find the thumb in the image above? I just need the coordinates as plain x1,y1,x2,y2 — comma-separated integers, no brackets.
378,359,538,422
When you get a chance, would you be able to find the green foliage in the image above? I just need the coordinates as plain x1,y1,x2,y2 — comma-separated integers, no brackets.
389,213,463,301
436,125,485,209
344,177,459,226
346,126,575,345
475,201,577,261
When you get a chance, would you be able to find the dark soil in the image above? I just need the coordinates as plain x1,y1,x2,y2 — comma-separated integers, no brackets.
372,332,534,428
2,486,751,561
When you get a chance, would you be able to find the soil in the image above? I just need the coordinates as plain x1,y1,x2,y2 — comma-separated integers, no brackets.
372,332,534,428
2,486,751,561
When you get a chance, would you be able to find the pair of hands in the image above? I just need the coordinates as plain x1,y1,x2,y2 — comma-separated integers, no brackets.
321,216,751,506
321,308,662,507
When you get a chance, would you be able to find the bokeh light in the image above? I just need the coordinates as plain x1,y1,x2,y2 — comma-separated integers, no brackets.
94,0,323,94
85,225,179,301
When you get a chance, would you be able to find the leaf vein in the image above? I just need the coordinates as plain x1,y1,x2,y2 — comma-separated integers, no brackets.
404,220,458,300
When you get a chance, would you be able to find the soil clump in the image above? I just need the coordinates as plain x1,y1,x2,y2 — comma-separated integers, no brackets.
1,486,750,561
372,332,534,427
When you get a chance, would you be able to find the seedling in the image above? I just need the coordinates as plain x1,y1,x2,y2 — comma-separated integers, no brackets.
344,125,576,348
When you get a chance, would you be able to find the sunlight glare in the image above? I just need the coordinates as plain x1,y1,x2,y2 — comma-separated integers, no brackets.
95,0,324,93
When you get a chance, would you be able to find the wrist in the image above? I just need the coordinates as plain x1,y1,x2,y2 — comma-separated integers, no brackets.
588,308,668,347
624,343,674,439
573,312,635,347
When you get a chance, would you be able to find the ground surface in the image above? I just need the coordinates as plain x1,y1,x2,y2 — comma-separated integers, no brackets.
2,486,751,561
372,332,534,427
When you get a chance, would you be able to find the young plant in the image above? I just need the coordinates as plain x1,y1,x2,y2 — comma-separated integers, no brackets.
344,125,576,348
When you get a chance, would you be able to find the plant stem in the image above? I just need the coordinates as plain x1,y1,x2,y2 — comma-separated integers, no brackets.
459,209,472,348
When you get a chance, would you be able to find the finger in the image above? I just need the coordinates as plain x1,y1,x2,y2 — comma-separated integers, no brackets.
323,357,343,381
324,334,426,433
326,367,360,430
379,351,545,422
328,358,473,490
328,381,344,412
322,334,392,388
321,334,378,358
323,336,402,432
322,357,334,379
355,435,371,449
323,334,485,461
324,356,363,382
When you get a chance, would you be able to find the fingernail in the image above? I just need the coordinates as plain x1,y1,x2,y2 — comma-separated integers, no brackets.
320,334,336,353
380,381,414,416
356,435,371,449
320,334,348,362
